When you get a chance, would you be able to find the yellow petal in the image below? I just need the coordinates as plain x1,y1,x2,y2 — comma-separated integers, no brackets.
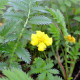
31,34,38,40
71,37,76,43
38,42,46,51
0,23,2,26
31,39,38,46
44,37,53,46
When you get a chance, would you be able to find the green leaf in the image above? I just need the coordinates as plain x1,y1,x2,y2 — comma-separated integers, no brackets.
34,57,45,68
32,6,48,13
9,62,21,69
0,62,8,70
2,68,33,80
0,78,9,80
54,76,63,80
32,0,43,2
9,0,28,11
60,5,66,12
65,0,71,7
74,31,80,35
3,12,24,20
37,72,46,80
29,16,52,25
0,36,4,43
29,57,62,80
74,7,80,15
0,0,8,14
74,16,80,22
0,44,12,53
57,0,64,5
49,23,60,50
5,34,18,43
47,73,54,80
47,8,68,36
43,62,54,70
48,69,59,74
16,47,31,64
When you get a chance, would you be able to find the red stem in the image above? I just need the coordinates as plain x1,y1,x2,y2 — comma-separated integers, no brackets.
57,53,67,80
53,22,64,37
74,70,80,80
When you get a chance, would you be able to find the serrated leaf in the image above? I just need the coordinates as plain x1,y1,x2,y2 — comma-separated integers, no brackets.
54,76,63,80
0,78,9,80
9,62,21,69
16,47,31,64
74,7,80,15
0,44,12,53
74,31,80,35
29,16,52,25
43,62,54,70
0,62,8,70
32,6,48,13
74,16,80,22
47,8,68,36
0,0,8,15
2,68,33,80
48,69,59,74
34,57,45,68
49,23,60,50
9,0,28,11
37,72,46,80
47,73,54,80
23,30,33,40
5,34,18,43
32,0,43,2
0,36,4,43
60,5,66,12
65,0,71,7
3,12,24,20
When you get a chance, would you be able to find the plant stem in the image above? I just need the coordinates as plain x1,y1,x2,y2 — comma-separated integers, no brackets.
66,9,70,31
51,46,67,80
53,22,64,37
57,53,67,80
65,43,68,77
69,60,76,78
74,69,80,80
43,51,48,61
10,1,31,64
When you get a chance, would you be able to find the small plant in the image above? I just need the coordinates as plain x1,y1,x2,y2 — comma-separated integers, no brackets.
28,57,62,80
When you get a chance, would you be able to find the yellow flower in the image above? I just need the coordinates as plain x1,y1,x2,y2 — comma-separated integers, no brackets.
36,31,45,42
71,37,76,43
44,37,53,46
64,35,76,43
0,23,2,26
31,31,53,51
31,39,38,46
38,42,46,51
31,34,38,46
31,34,38,40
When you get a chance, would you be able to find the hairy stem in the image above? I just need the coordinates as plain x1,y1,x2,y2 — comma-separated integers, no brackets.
10,1,31,64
